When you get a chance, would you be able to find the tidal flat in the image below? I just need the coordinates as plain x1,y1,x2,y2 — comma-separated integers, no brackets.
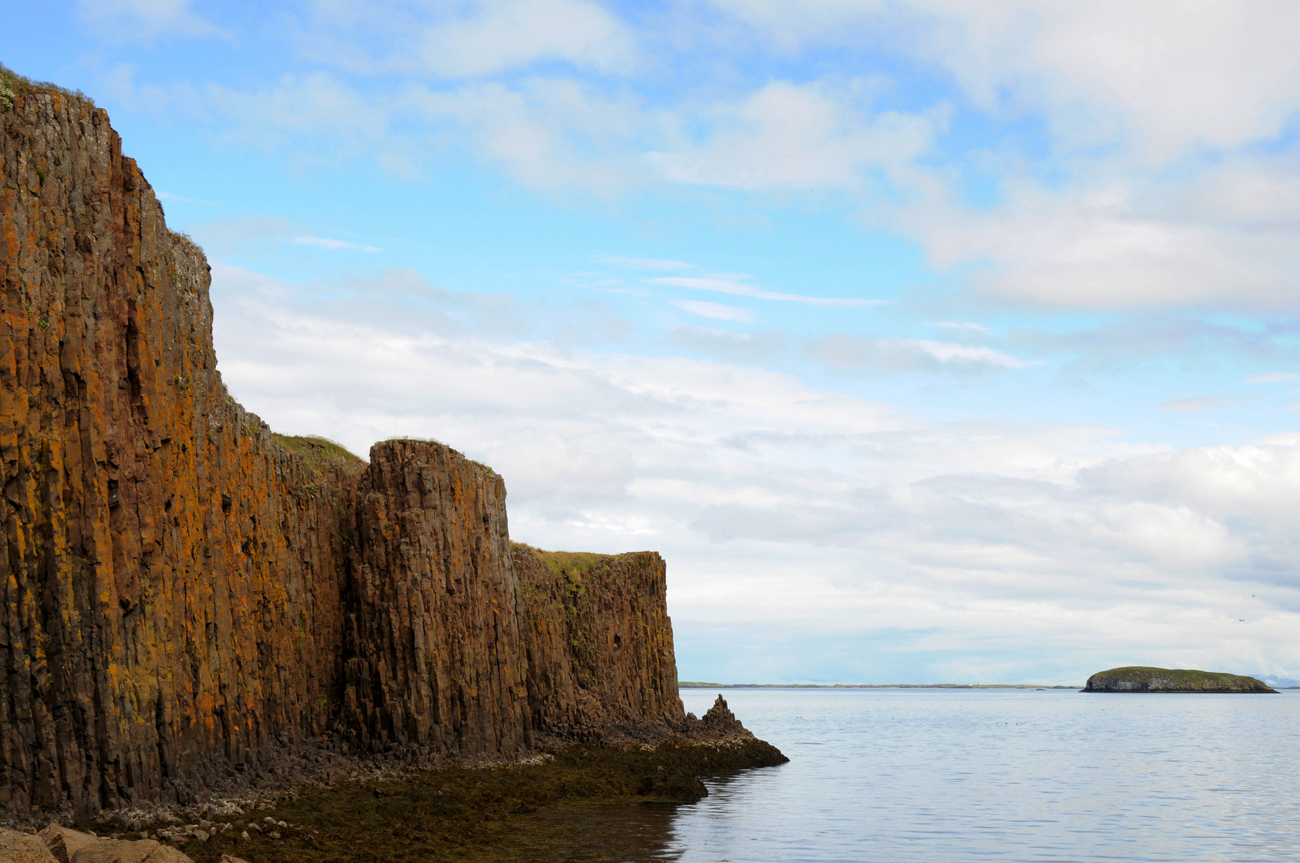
86,740,785,863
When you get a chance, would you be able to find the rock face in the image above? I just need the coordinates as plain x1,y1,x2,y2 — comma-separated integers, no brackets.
342,440,531,757
514,545,683,739
0,78,688,818
1,81,361,816
1083,666,1277,693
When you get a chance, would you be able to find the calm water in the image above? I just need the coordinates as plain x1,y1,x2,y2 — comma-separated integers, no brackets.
523,688,1300,862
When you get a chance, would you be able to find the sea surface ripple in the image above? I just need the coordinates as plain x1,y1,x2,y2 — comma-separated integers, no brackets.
532,687,1300,862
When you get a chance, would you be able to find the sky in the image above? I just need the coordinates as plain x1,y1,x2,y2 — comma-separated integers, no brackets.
8,1,1300,686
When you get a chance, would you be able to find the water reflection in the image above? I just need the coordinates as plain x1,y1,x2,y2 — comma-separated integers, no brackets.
499,689,1300,862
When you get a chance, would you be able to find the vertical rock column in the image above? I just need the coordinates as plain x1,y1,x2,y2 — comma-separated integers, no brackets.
342,440,531,757
0,88,360,818
513,545,684,738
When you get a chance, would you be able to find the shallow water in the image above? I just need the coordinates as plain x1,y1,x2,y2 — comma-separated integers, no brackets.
525,688,1300,862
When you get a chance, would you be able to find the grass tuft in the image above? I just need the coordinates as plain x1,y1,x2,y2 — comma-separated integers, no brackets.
273,434,366,476
0,61,95,109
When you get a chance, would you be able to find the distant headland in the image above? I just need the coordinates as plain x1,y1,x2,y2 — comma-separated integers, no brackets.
1083,667,1277,693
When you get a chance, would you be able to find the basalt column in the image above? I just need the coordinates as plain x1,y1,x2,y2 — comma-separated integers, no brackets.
513,545,684,739
0,88,360,817
342,440,532,757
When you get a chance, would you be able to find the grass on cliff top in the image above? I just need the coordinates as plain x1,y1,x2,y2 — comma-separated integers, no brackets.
0,62,94,109
272,434,366,475
1090,666,1269,687
514,545,613,586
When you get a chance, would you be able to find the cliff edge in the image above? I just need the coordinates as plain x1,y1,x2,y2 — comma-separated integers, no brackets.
0,71,771,821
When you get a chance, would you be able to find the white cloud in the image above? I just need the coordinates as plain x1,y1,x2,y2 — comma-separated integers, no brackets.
651,274,883,307
711,0,1300,159
1157,395,1245,414
301,0,638,79
78,0,223,41
596,255,695,271
404,76,667,194
647,79,945,190
1247,373,1300,385
205,262,1300,682
188,216,389,258
810,334,1033,373
672,299,758,323
890,171,1300,310
680,4,1300,313
292,236,382,252
88,0,1300,317
929,321,991,335
413,0,637,79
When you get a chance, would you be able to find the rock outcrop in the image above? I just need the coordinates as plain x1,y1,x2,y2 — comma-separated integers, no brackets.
0,74,702,820
0,826,57,863
1,77,361,816
1083,666,1277,693
514,545,682,740
0,824,208,863
341,440,531,757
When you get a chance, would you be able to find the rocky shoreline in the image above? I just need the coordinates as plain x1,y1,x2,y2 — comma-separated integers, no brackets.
1,697,786,862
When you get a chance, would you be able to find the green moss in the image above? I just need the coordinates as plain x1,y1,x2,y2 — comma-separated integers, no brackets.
383,435,445,447
468,459,497,477
272,434,366,476
156,742,785,863
534,550,602,580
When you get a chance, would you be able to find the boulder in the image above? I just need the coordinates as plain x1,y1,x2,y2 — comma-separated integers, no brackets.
70,839,195,862
39,826,99,863
0,828,59,863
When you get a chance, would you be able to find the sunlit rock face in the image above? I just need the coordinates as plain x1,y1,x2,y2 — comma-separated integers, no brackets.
0,85,684,818
342,439,534,758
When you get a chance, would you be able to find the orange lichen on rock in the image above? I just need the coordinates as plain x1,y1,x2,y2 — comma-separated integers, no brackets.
0,89,361,815
342,439,533,757
0,86,687,819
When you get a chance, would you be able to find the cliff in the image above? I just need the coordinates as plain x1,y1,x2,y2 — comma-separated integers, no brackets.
514,545,682,740
1083,667,1277,693
0,74,699,821
341,440,532,757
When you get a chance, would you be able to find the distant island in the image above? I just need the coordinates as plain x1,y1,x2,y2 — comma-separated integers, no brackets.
680,682,1078,689
1083,666,1277,693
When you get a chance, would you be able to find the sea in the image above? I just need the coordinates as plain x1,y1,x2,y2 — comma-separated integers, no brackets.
521,687,1300,862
